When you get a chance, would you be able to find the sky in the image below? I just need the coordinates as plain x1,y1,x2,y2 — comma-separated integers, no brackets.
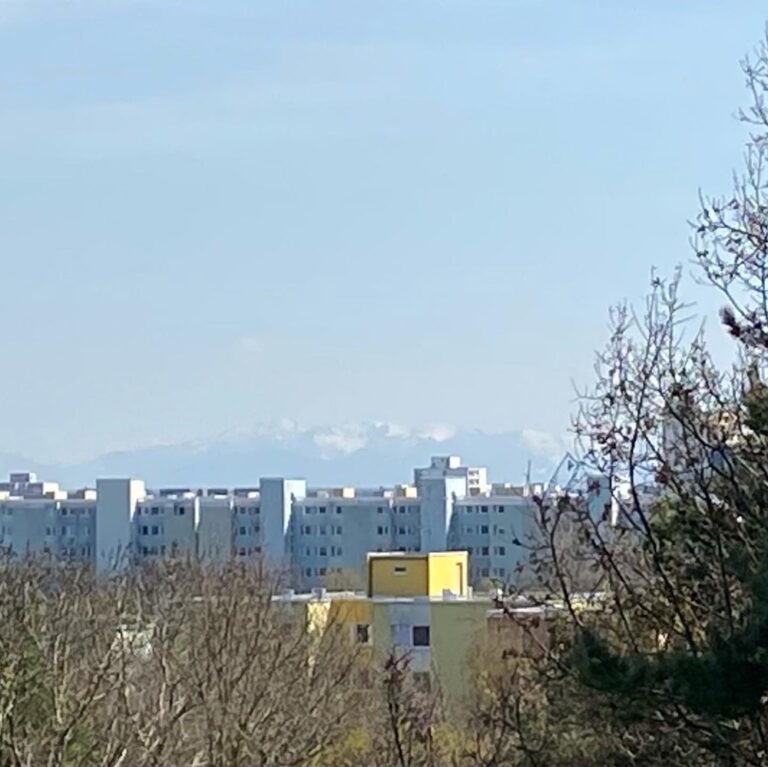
0,0,766,462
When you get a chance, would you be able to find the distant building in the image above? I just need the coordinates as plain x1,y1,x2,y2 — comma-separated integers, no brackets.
0,455,600,587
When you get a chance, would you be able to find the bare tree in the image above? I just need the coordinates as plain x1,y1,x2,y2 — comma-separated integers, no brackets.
0,556,369,767
515,30,768,767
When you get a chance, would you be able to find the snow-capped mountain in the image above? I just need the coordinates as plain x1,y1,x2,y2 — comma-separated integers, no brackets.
0,422,567,489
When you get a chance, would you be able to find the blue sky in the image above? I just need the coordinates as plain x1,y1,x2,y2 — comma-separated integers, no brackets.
0,0,764,460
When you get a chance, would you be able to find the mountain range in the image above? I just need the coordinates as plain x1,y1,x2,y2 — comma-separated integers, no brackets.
0,422,568,490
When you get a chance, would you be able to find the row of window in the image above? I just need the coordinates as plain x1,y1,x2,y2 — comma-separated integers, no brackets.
236,525,261,536
299,523,418,537
301,545,344,558
301,505,419,515
60,545,91,558
460,505,509,514
461,524,512,535
235,506,260,515
1,507,94,517
465,545,507,556
59,507,93,516
137,506,187,516
299,525,344,536
470,566,507,578
53,525,91,537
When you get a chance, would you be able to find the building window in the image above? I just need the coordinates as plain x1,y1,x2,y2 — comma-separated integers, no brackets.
319,525,327,535
303,525,312,534
467,546,473,555
304,568,312,577
319,506,326,514
413,626,430,647
336,506,343,514
377,526,387,536
399,506,406,514
466,506,473,513
141,525,148,535
377,506,384,514
176,506,186,516
305,547,311,556
398,526,406,535
481,568,489,577
481,505,488,513
253,507,260,515
61,508,68,516
495,546,506,556
392,623,411,645
238,526,246,535
319,547,327,556
161,545,166,555
318,567,327,576
394,566,407,575
481,525,489,534
335,525,342,535
356,624,371,644
481,546,489,556
499,567,506,577
496,505,505,513
151,526,160,535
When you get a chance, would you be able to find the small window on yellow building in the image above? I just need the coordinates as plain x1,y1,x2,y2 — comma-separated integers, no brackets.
394,566,407,575
356,624,371,644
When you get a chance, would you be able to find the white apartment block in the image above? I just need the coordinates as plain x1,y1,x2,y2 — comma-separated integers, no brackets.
0,457,608,587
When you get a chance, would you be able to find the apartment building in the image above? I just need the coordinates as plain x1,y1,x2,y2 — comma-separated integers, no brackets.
275,550,555,703
0,455,606,586
450,485,539,583
0,472,97,561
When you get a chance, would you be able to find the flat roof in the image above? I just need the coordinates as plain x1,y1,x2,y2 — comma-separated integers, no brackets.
367,551,468,560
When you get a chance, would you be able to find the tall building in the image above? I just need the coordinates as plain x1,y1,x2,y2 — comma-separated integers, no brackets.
0,455,600,586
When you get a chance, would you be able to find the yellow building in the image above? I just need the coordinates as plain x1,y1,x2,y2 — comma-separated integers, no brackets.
367,551,468,598
273,551,551,705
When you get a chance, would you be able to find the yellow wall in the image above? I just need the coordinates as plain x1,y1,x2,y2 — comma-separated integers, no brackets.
426,552,468,597
328,596,372,630
430,600,489,706
368,552,468,597
368,556,428,597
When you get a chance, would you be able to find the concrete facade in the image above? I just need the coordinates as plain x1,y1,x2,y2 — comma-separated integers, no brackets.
0,455,594,587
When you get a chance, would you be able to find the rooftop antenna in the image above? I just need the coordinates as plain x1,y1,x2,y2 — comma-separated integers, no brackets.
525,459,532,496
